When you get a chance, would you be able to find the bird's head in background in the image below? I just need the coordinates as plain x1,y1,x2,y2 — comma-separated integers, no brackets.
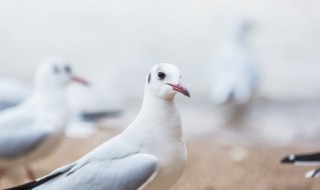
231,18,254,42
35,58,88,92
145,63,190,100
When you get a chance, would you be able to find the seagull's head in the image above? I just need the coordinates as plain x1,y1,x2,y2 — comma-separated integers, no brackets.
146,63,190,100
35,58,88,90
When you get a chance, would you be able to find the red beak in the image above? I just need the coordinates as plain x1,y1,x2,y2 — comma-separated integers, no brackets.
71,76,89,86
167,83,190,97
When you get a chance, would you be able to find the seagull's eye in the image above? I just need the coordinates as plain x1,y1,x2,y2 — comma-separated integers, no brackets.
65,65,72,73
157,72,166,80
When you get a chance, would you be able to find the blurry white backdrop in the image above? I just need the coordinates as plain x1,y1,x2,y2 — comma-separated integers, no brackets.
0,0,320,102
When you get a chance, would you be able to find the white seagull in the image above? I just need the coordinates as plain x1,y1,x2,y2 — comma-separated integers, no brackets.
281,151,320,178
210,19,259,105
7,63,190,190
0,59,88,180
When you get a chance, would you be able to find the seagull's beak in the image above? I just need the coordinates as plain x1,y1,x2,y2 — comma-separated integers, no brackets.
71,75,89,86
167,83,190,97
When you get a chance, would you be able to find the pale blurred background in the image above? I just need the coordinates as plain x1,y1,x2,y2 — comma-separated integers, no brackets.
1,0,320,189
1,0,320,100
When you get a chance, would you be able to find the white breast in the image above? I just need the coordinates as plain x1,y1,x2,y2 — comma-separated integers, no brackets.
136,137,186,190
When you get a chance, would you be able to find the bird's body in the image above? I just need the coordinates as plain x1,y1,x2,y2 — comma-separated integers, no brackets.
122,94,186,190
7,63,189,190
0,93,67,169
211,42,257,104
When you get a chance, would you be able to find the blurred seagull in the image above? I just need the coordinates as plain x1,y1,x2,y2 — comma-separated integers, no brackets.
7,63,190,190
0,78,32,111
281,151,320,178
0,59,88,180
209,19,259,128
210,19,259,105
0,73,121,139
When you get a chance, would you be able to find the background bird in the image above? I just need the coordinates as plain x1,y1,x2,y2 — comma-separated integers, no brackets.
6,63,190,190
0,58,88,180
0,70,122,139
209,18,259,128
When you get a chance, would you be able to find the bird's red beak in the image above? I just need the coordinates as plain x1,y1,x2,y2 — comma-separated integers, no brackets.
167,83,190,97
71,76,89,86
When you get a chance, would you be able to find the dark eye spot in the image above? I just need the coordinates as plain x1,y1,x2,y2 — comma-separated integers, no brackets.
157,72,166,80
148,73,151,83
53,65,59,74
65,65,72,73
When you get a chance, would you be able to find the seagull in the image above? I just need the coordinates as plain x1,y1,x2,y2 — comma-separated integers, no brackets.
0,71,120,139
209,19,259,128
210,19,259,105
6,63,190,190
0,59,88,180
281,151,320,178
0,77,120,138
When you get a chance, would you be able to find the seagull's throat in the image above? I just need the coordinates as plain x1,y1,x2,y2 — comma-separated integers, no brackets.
141,92,176,115
140,94,182,132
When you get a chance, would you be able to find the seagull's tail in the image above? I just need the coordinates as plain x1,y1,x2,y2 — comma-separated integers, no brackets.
4,181,36,190
80,110,123,121
305,167,320,178
281,152,320,165
4,172,62,190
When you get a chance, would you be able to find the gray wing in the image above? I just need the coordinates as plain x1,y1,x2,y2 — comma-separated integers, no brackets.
79,110,122,122
34,154,158,190
0,127,51,158
0,79,31,112
0,101,21,112
0,97,35,130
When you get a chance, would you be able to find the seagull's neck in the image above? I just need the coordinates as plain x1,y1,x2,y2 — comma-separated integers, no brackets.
33,86,68,127
123,92,183,143
35,87,66,105
141,92,175,113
